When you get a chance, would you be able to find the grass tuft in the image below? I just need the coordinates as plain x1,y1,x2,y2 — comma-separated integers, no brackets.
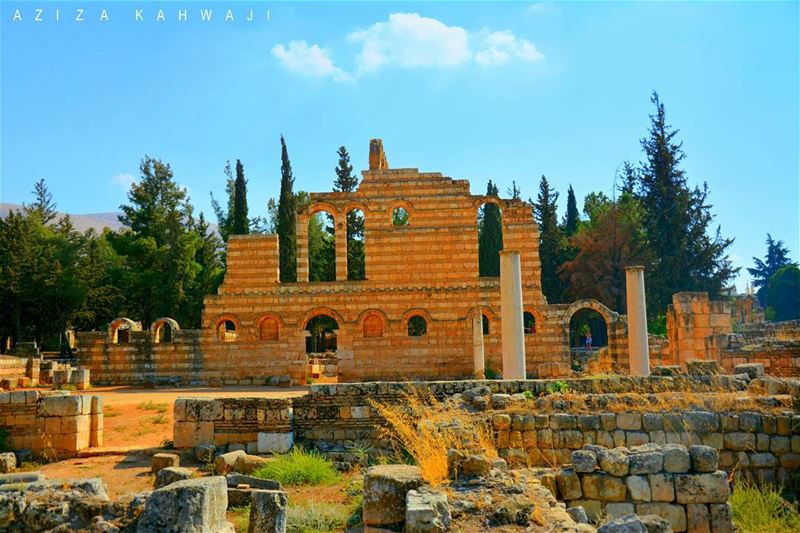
229,505,250,533
138,401,168,413
730,480,800,533
252,448,340,486
287,501,354,533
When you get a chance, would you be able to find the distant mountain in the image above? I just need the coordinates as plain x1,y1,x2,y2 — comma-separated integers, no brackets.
0,203,218,235
0,203,124,233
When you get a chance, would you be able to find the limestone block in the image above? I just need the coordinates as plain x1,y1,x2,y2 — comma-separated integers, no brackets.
248,489,288,533
617,413,642,431
596,513,646,532
492,414,511,430
629,449,663,475
258,432,293,454
152,453,180,474
0,453,16,473
675,471,730,504
626,475,651,502
636,503,687,532
226,474,281,491
38,395,83,417
722,432,755,451
551,414,577,430
709,503,733,533
689,446,719,473
136,476,233,533
571,450,598,473
643,414,664,432
154,466,194,489
648,473,675,502
556,468,582,500
598,448,630,477
684,412,719,434
733,363,764,379
605,504,636,520
770,436,790,454
687,503,711,533
234,454,269,475
749,452,778,468
405,489,451,533
215,450,247,475
739,413,761,433
363,465,423,528
662,444,691,473
581,473,627,501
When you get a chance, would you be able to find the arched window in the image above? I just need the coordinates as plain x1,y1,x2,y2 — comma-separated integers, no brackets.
477,199,503,277
408,315,427,336
346,208,366,280
523,312,536,335
259,317,280,341
116,326,130,344
392,207,409,226
363,314,384,338
305,315,338,354
308,211,336,281
217,319,237,342
482,315,490,335
155,322,172,343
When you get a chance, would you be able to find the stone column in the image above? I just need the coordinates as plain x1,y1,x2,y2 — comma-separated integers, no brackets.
625,265,650,376
472,310,485,379
296,216,309,282
335,216,348,282
500,250,526,380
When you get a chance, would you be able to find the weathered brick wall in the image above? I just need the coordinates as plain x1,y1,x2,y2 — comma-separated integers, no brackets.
665,292,732,367
555,443,733,531
707,321,800,377
0,390,103,458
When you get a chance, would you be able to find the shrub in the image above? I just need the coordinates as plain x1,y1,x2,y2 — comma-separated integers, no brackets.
287,501,352,533
546,380,569,394
484,367,500,379
229,505,250,532
252,448,340,486
730,480,800,532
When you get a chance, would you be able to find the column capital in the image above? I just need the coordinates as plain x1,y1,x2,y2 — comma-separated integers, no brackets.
625,265,645,272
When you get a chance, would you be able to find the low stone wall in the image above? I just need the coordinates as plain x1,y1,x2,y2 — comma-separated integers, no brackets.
556,443,732,532
172,397,292,453
0,356,40,388
0,391,103,458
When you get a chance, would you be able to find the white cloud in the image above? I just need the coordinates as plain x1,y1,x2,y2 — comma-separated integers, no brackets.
271,40,350,81
348,13,471,74
272,13,543,80
111,173,137,192
474,30,544,67
527,2,556,16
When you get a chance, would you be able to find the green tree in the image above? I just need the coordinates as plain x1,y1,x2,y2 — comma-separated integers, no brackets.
563,185,579,236
636,92,737,313
507,181,521,200
532,175,564,302
332,145,365,280
478,180,503,277
231,160,249,236
23,179,58,224
748,234,795,306
765,265,800,321
333,146,358,192
277,136,297,282
186,212,224,325
308,212,336,282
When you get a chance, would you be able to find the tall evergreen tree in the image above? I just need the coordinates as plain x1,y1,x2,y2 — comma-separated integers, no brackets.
636,92,737,313
231,159,249,235
563,185,579,236
210,161,235,242
333,146,358,192
507,181,521,200
277,136,297,282
23,179,58,224
478,180,503,277
619,161,638,195
748,234,795,306
532,175,564,302
765,266,800,321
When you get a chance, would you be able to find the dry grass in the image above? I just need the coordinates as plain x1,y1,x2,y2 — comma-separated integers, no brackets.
370,389,496,486
730,480,800,532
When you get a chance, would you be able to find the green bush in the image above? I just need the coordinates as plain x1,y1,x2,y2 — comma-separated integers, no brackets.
484,367,500,380
546,380,569,394
730,480,800,532
252,448,340,486
287,501,353,533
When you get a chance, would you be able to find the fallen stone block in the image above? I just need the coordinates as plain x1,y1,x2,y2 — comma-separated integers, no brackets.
363,464,423,528
406,489,450,533
248,489,288,533
734,363,764,380
195,444,216,464
215,450,247,475
136,476,233,533
226,473,281,491
154,466,194,489
0,471,45,485
685,360,721,376
0,452,16,474
567,506,589,524
597,513,648,533
234,453,269,475
151,452,180,474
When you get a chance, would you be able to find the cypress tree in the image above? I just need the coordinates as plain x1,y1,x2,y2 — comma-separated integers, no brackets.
333,146,358,192
277,136,297,282
532,175,564,303
478,180,503,277
231,159,249,235
564,185,579,236
210,161,235,242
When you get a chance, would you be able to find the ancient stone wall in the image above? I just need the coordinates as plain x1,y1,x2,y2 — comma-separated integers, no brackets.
0,390,103,458
555,443,733,531
665,292,732,368
709,320,800,377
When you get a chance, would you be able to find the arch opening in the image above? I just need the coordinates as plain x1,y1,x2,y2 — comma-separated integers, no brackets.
305,315,339,354
523,312,537,335
392,207,409,227
482,314,490,335
408,315,427,337
569,308,609,371
217,319,237,342
346,208,365,280
308,211,336,282
155,322,172,343
477,199,503,277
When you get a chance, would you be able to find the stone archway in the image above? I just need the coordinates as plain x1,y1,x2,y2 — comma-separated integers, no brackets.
562,299,620,373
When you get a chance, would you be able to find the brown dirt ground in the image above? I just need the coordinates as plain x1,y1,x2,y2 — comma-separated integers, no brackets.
27,385,307,498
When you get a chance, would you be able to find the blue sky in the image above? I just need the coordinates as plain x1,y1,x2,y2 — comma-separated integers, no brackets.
2,1,798,291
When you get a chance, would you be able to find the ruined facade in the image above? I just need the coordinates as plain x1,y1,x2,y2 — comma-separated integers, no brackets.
78,140,631,385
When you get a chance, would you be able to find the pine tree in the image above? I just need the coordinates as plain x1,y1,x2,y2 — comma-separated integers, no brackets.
619,161,638,195
563,185,579,236
637,92,737,313
478,180,503,277
507,181,521,200
23,179,58,224
277,136,297,282
532,175,564,303
333,146,358,192
231,159,249,235
748,234,796,306
210,161,235,242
